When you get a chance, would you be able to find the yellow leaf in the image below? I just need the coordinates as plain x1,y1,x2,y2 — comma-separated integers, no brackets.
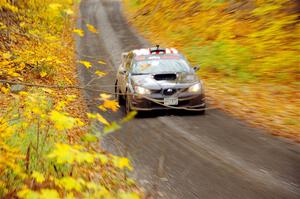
87,113,97,119
82,133,98,143
79,60,92,69
48,143,74,164
66,95,77,101
87,113,109,125
98,60,106,65
113,157,133,170
98,105,107,112
19,22,26,28
40,71,47,77
42,88,53,94
121,111,137,124
118,192,140,199
96,113,110,125
1,86,10,94
100,93,111,100
66,193,76,199
17,188,40,199
103,122,121,134
55,177,84,192
48,143,94,164
101,100,120,112
95,70,107,77
11,72,20,77
0,22,7,30
32,171,45,183
40,189,60,199
64,8,74,15
95,154,108,165
19,91,28,96
19,63,26,70
86,24,98,33
49,3,62,10
50,111,77,131
73,29,84,37
64,76,73,84
3,52,12,59
76,118,85,127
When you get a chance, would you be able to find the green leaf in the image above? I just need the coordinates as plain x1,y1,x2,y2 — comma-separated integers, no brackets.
121,111,137,124
103,122,121,134
81,133,98,143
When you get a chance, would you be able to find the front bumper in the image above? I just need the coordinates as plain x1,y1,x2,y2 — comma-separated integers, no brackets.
129,93,206,111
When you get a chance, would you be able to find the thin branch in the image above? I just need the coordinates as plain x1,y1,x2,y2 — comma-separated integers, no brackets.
0,79,114,91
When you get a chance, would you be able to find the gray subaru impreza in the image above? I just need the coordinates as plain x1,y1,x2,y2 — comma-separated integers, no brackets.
115,46,206,114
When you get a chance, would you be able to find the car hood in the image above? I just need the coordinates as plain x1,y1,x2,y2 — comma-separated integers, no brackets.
130,73,199,90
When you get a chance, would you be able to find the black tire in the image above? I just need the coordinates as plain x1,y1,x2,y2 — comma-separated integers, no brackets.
125,93,132,114
197,105,206,115
198,109,206,115
115,81,124,105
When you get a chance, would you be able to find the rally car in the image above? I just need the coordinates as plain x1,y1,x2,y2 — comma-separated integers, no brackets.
115,46,206,114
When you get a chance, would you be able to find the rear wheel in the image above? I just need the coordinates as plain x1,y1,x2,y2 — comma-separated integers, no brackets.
115,81,124,105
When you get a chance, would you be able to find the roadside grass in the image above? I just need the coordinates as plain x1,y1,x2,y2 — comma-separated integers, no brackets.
203,75,300,141
123,0,300,142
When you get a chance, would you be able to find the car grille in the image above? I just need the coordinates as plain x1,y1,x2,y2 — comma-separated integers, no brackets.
150,88,187,96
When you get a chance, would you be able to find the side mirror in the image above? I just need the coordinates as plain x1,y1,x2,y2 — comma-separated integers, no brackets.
193,65,201,72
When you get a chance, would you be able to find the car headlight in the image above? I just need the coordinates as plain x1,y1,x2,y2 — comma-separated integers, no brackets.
135,86,151,95
188,83,201,93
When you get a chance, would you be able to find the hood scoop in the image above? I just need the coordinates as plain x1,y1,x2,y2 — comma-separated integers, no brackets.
153,73,177,81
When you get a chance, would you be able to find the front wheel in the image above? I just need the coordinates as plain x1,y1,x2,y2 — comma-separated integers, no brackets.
196,105,206,115
198,109,206,115
125,92,132,114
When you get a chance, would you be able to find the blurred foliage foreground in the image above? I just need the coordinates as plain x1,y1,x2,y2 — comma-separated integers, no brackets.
0,0,140,198
124,0,300,141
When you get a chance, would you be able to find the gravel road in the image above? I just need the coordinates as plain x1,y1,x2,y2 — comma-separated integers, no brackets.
76,0,300,198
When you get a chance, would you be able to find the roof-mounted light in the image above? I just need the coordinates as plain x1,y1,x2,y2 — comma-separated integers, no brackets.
150,45,166,54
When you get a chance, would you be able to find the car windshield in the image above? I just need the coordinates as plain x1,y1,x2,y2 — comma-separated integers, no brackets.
132,57,192,74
